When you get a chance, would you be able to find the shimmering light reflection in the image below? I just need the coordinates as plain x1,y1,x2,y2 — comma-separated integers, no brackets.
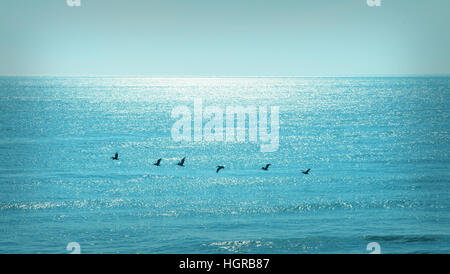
0,76,449,253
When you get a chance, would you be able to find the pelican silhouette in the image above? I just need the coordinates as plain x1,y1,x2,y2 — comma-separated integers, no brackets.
111,152,119,160
177,157,186,167
216,166,225,173
154,158,162,166
302,168,311,174
261,164,271,171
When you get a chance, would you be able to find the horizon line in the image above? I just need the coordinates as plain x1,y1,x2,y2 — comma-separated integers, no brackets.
1,73,450,78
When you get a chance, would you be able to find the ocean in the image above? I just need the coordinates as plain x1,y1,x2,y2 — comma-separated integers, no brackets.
0,76,448,254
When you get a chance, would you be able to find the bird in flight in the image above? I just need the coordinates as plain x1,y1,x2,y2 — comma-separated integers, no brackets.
177,157,186,167
302,168,311,174
153,158,162,166
216,166,225,173
111,152,119,160
261,164,271,171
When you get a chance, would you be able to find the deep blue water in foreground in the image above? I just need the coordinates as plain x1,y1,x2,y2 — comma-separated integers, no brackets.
0,76,449,254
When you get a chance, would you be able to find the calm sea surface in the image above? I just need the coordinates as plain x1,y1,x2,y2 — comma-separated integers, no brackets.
0,76,449,253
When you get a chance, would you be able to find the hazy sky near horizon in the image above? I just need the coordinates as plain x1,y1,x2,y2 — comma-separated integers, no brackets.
0,0,449,76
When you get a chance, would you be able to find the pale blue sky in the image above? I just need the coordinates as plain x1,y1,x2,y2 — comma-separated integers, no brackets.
0,0,449,76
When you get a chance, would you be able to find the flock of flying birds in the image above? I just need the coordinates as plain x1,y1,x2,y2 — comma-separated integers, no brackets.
111,152,311,174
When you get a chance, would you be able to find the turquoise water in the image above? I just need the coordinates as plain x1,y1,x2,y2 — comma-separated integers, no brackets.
0,76,449,254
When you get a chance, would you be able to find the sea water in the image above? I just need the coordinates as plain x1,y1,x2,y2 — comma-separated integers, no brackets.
0,76,448,253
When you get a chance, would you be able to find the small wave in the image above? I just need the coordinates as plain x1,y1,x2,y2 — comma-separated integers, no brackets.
204,237,336,253
365,235,441,243
205,240,272,253
0,197,431,218
0,198,127,211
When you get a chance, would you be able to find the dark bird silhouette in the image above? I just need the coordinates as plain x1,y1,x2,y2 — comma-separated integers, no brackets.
154,158,162,166
111,152,119,160
302,168,311,174
177,157,186,167
216,166,225,173
261,164,271,171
